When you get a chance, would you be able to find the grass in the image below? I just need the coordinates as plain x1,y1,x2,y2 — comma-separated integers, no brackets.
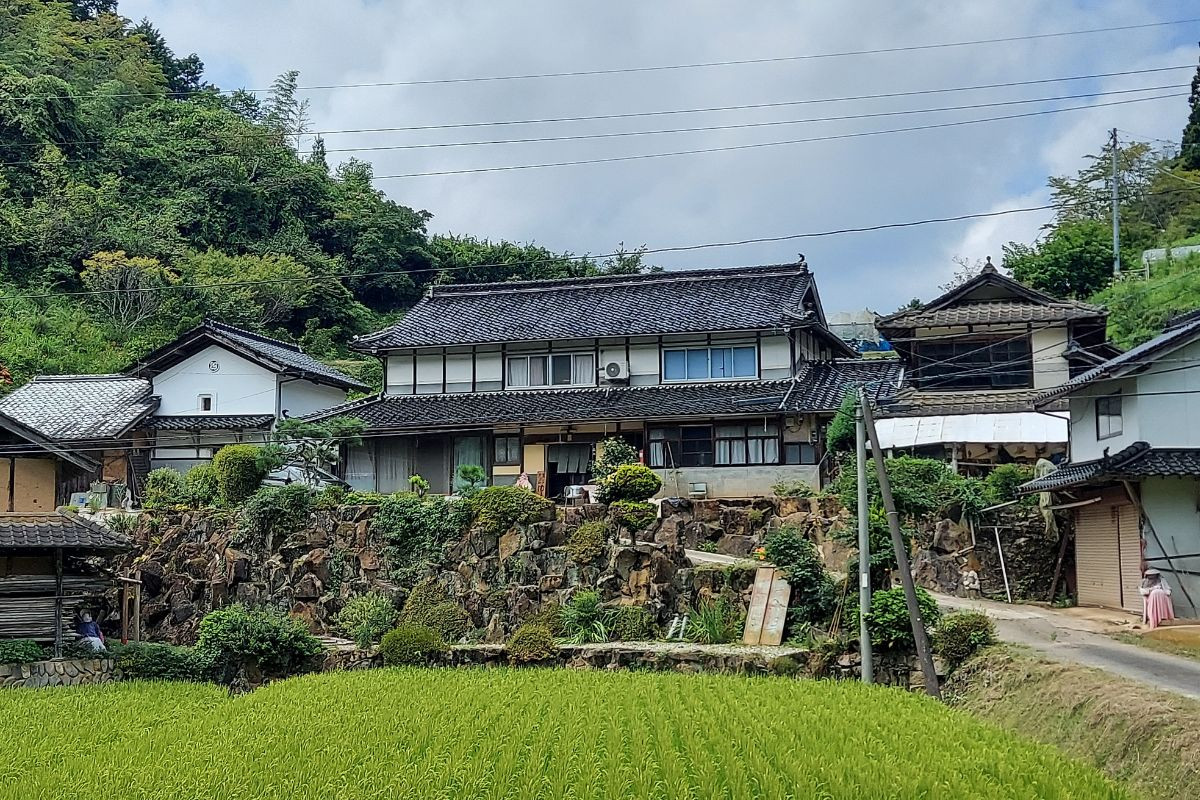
945,647,1200,800
1113,626,1200,663
0,668,1125,799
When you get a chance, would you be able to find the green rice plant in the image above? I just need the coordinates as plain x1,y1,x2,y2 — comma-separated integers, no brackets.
0,669,1128,799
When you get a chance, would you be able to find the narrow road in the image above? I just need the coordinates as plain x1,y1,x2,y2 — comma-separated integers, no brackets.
936,594,1200,700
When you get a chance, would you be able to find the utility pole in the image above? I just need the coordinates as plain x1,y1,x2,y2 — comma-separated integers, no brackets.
860,395,941,699
1111,127,1121,276
855,391,874,685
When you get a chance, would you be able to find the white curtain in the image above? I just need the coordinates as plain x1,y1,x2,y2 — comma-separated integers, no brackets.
572,353,595,385
344,444,376,491
377,438,416,493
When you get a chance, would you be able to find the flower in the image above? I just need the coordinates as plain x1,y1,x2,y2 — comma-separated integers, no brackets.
753,547,766,561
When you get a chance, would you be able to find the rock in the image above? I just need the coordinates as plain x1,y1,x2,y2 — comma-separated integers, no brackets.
358,549,381,572
293,572,323,600
498,529,522,563
225,549,251,583
716,534,756,558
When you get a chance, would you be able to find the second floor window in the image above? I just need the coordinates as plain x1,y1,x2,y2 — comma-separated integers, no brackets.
507,353,595,388
1096,392,1122,439
914,337,1033,390
663,345,756,381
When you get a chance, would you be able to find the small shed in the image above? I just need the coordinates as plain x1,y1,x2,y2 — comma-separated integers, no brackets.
0,512,132,656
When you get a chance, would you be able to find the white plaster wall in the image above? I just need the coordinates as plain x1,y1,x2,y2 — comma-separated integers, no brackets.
152,344,276,415
1140,476,1200,619
385,354,414,395
476,349,503,391
1135,341,1200,447
628,341,660,386
280,380,347,418
1068,377,1139,462
1031,326,1070,389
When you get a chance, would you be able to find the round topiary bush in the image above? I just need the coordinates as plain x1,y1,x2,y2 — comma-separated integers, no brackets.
399,580,470,642
608,605,656,641
468,485,554,534
338,592,398,648
212,444,268,505
566,521,609,564
143,467,185,509
860,586,941,650
183,463,220,507
591,437,639,482
195,603,323,682
934,611,996,666
380,624,449,666
597,464,662,503
506,622,557,664
608,500,658,532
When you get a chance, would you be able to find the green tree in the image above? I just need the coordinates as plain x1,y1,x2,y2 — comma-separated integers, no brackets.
1183,56,1200,171
80,249,178,330
1003,219,1116,299
178,249,313,327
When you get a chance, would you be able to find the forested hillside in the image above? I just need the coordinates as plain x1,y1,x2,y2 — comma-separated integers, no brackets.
0,0,642,389
1000,62,1200,347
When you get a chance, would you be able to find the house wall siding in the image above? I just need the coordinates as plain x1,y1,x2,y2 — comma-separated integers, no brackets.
1067,376,1140,462
382,332,792,395
1031,326,1070,389
1140,476,1200,618
280,380,348,419
152,344,277,416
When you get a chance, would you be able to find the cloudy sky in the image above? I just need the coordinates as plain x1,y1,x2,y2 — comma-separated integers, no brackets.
121,0,1199,313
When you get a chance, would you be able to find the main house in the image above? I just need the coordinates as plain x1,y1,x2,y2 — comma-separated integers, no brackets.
872,260,1116,469
1022,312,1200,618
0,320,366,507
309,261,901,499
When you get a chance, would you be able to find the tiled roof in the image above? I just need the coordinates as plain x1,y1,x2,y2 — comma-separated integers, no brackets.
880,388,1066,417
132,320,367,391
1036,314,1200,405
0,512,132,551
146,414,276,431
877,300,1102,330
354,263,820,350
306,362,897,430
0,375,156,440
793,359,903,411
1019,441,1200,493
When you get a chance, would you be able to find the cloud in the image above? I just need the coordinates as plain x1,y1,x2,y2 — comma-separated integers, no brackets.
120,0,1196,310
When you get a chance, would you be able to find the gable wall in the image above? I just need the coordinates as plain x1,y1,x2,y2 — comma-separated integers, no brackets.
152,344,277,416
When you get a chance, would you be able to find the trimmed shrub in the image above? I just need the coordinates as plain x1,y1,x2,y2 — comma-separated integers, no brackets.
380,624,449,666
566,521,608,564
455,464,487,495
195,604,324,681
763,526,836,626
934,611,996,666
344,490,386,505
110,642,214,682
609,500,657,532
338,592,398,648
825,391,857,452
591,437,639,482
771,480,814,499
143,467,184,509
597,464,661,503
468,485,553,534
609,605,656,641
861,586,941,650
0,639,46,665
314,485,346,509
399,580,469,642
559,591,609,644
238,484,313,541
212,444,268,505
183,463,220,507
506,623,557,663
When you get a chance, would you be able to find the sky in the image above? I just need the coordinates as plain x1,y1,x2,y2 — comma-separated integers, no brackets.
120,0,1200,314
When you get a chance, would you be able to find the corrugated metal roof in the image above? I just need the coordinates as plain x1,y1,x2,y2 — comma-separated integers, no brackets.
870,412,1068,449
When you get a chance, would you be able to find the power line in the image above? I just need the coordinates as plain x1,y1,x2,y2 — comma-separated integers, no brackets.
4,65,1186,152
370,92,1186,179
1,83,1182,170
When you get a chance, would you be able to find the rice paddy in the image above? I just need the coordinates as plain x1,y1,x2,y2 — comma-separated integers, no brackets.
0,668,1126,799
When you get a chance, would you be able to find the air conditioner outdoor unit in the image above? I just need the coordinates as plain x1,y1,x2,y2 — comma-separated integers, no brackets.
599,361,630,383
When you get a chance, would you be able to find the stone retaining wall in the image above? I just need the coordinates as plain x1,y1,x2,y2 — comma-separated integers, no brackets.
0,658,118,688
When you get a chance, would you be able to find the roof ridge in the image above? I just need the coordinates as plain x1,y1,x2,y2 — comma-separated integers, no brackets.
32,374,145,382
205,319,303,353
428,262,807,296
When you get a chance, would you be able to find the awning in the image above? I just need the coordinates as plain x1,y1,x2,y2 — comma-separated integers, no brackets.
871,412,1068,450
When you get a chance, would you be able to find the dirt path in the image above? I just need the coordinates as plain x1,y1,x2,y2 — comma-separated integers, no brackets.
936,594,1200,699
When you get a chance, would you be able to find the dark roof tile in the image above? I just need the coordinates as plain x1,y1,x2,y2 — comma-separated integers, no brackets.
0,512,132,551
146,414,276,431
1019,441,1200,493
0,375,156,440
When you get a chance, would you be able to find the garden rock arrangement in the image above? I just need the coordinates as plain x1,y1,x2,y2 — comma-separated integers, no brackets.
0,657,118,688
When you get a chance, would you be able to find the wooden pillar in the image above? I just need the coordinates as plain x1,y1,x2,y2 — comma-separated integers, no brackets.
133,569,142,643
53,547,63,658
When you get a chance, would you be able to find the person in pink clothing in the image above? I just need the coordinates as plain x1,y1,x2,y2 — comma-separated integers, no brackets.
1139,568,1175,629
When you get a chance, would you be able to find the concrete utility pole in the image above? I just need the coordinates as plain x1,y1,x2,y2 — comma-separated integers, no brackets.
855,391,873,684
860,396,941,699
1111,127,1121,275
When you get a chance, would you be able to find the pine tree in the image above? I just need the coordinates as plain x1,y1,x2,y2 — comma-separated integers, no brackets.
1182,53,1200,170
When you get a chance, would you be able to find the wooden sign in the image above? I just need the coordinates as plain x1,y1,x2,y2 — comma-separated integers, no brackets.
535,470,548,497
742,567,792,646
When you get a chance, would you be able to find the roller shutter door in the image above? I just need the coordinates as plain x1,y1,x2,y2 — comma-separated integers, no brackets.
1076,498,1122,609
